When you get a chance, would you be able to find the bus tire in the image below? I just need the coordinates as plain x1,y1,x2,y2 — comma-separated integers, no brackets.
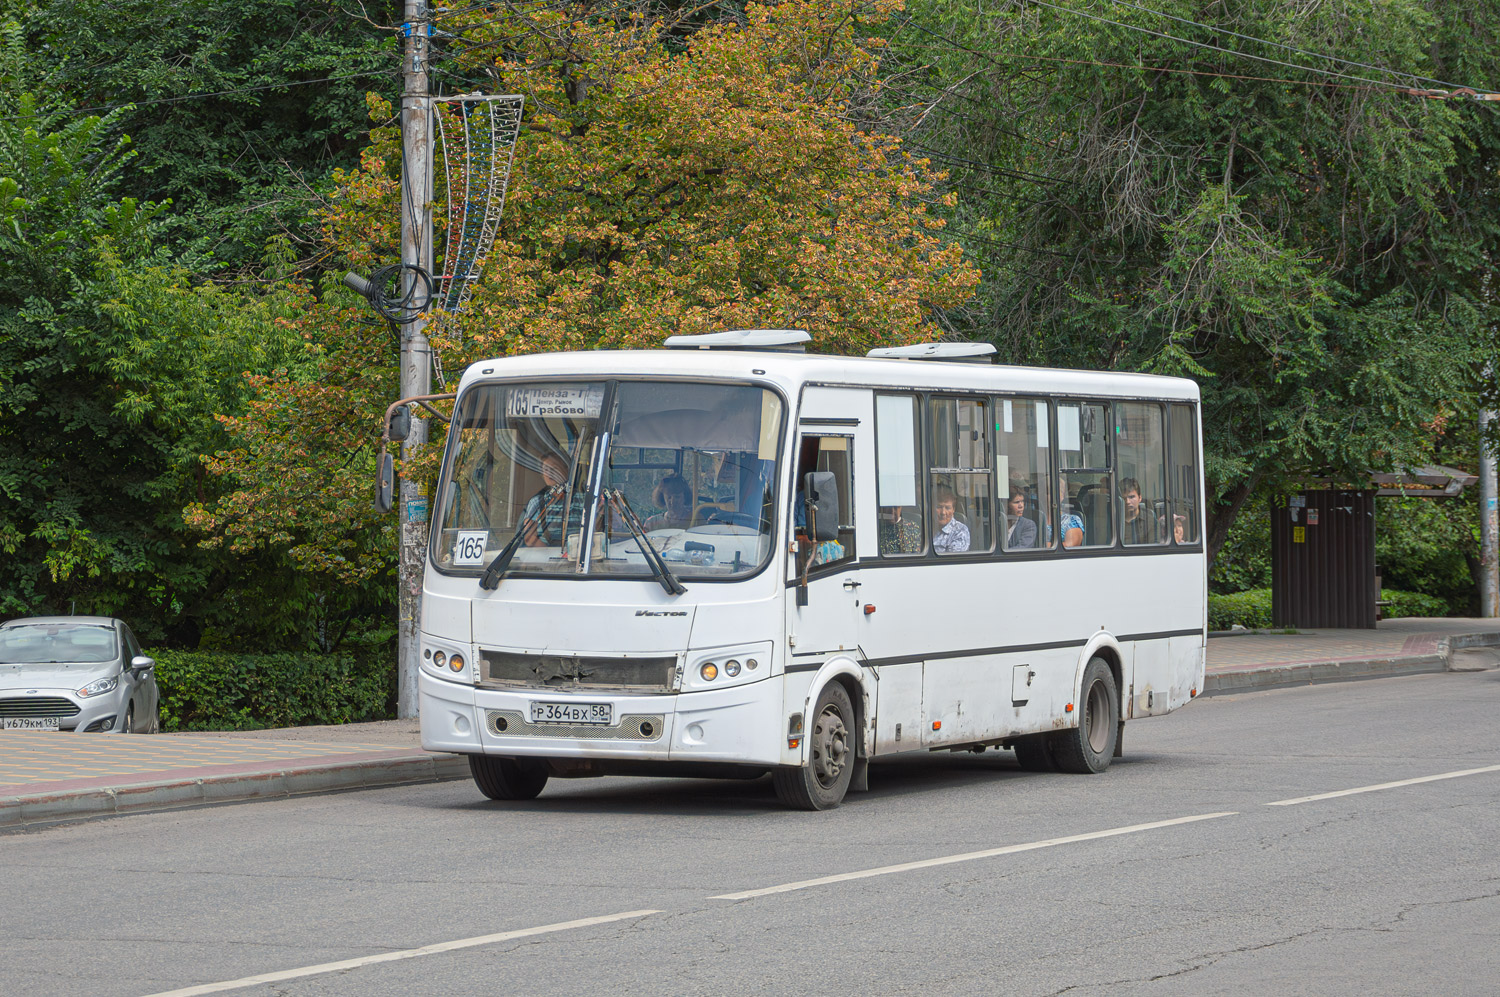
1051,658,1119,774
469,755,549,800
772,682,855,810
1012,734,1055,771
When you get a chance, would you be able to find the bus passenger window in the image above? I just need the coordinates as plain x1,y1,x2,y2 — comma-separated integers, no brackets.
1059,401,1113,548
998,397,1051,550
1169,404,1201,544
875,394,926,556
929,397,993,554
1115,402,1167,546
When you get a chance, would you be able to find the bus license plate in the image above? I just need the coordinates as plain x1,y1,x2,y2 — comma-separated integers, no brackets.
529,701,612,725
3,717,61,730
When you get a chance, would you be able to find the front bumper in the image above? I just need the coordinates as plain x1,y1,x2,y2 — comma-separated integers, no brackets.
0,686,125,732
419,670,784,766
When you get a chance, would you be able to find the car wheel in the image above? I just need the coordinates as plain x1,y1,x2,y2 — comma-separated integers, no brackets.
122,701,136,734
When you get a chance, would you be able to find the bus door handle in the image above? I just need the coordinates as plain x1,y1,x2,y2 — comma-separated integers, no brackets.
842,578,861,591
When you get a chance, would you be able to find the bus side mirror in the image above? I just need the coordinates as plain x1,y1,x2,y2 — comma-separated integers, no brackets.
375,450,396,513
387,406,411,443
804,471,839,542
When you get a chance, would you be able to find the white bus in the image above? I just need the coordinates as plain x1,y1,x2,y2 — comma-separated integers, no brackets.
416,331,1205,809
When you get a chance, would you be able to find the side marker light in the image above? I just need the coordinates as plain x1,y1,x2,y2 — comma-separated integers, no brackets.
1190,688,1197,697
1065,703,1074,713
788,737,801,749
864,604,876,615
931,720,941,731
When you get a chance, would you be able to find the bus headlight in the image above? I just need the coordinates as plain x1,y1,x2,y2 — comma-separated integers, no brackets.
684,644,772,691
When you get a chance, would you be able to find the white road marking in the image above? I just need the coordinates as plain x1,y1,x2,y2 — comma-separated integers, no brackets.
141,909,662,997
1266,763,1500,806
710,811,1238,901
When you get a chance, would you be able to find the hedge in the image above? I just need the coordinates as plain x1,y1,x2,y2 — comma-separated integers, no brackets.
1207,587,1450,631
1207,589,1273,630
149,650,395,732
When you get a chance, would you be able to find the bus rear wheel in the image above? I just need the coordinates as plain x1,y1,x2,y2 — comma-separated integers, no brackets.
1051,658,1119,774
1012,734,1055,771
773,682,855,810
469,755,549,800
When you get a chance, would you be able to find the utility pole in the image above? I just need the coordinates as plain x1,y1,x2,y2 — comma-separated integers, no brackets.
1481,397,1498,618
398,0,433,717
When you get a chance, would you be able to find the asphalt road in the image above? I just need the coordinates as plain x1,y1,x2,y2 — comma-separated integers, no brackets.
6,670,1500,997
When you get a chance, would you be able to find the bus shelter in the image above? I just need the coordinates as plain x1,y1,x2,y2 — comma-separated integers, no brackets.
1272,466,1477,629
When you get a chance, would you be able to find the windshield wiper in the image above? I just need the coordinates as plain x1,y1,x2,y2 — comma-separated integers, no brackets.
607,488,687,596
478,485,564,590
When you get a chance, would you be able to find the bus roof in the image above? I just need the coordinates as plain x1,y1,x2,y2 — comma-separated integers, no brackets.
455,349,1200,402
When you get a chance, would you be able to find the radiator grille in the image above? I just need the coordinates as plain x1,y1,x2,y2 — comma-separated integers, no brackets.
480,652,677,693
485,710,665,741
0,696,81,718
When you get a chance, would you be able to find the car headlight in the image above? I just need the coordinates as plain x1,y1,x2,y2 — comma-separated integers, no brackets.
77,676,119,698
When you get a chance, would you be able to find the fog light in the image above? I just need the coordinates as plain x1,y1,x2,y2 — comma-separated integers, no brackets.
449,653,465,672
700,662,718,681
724,659,741,677
100,717,114,731
433,651,447,668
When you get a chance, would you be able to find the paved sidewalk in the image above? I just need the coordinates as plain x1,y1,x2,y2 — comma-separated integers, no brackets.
3,619,1498,829
1203,617,1500,693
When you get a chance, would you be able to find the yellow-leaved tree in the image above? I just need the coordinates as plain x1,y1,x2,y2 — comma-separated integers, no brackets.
191,0,978,577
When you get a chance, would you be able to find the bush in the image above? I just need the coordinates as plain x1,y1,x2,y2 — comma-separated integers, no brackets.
1380,588,1448,619
150,650,395,732
1207,588,1273,630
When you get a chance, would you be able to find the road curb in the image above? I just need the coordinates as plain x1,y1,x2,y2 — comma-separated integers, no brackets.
0,751,471,830
1204,653,1448,694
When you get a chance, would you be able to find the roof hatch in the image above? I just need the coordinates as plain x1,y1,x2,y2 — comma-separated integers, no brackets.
663,329,811,352
866,342,997,363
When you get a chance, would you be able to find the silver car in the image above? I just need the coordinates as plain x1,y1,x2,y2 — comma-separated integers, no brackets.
0,617,160,732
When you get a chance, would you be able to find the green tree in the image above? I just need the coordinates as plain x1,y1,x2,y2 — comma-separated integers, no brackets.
882,0,1496,566
0,71,385,647
9,0,399,272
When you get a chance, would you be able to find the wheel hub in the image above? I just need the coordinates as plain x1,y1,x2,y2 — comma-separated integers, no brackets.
811,706,849,787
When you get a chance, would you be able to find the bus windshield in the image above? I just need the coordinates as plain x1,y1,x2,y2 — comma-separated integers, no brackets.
431,380,784,580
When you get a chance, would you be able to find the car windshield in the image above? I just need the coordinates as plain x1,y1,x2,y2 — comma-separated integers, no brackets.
432,380,784,580
0,624,117,664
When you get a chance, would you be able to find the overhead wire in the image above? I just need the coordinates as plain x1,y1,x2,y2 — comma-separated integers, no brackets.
1022,0,1493,95
1105,0,1469,92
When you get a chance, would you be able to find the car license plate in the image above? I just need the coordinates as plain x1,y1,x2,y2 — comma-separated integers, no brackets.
3,717,60,731
528,701,612,725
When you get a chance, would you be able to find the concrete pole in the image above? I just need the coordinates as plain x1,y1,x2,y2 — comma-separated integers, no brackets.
1481,401,1498,618
397,0,433,717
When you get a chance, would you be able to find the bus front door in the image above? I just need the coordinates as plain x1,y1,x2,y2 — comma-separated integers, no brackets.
786,404,867,663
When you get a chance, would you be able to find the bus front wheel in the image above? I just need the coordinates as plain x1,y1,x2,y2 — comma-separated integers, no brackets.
1051,658,1119,774
469,755,549,801
773,682,855,810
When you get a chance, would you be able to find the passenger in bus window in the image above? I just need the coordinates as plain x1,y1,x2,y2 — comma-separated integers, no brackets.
878,507,922,555
931,485,970,554
1119,477,1159,545
1004,486,1037,549
1173,514,1187,545
643,474,693,532
1059,489,1085,548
